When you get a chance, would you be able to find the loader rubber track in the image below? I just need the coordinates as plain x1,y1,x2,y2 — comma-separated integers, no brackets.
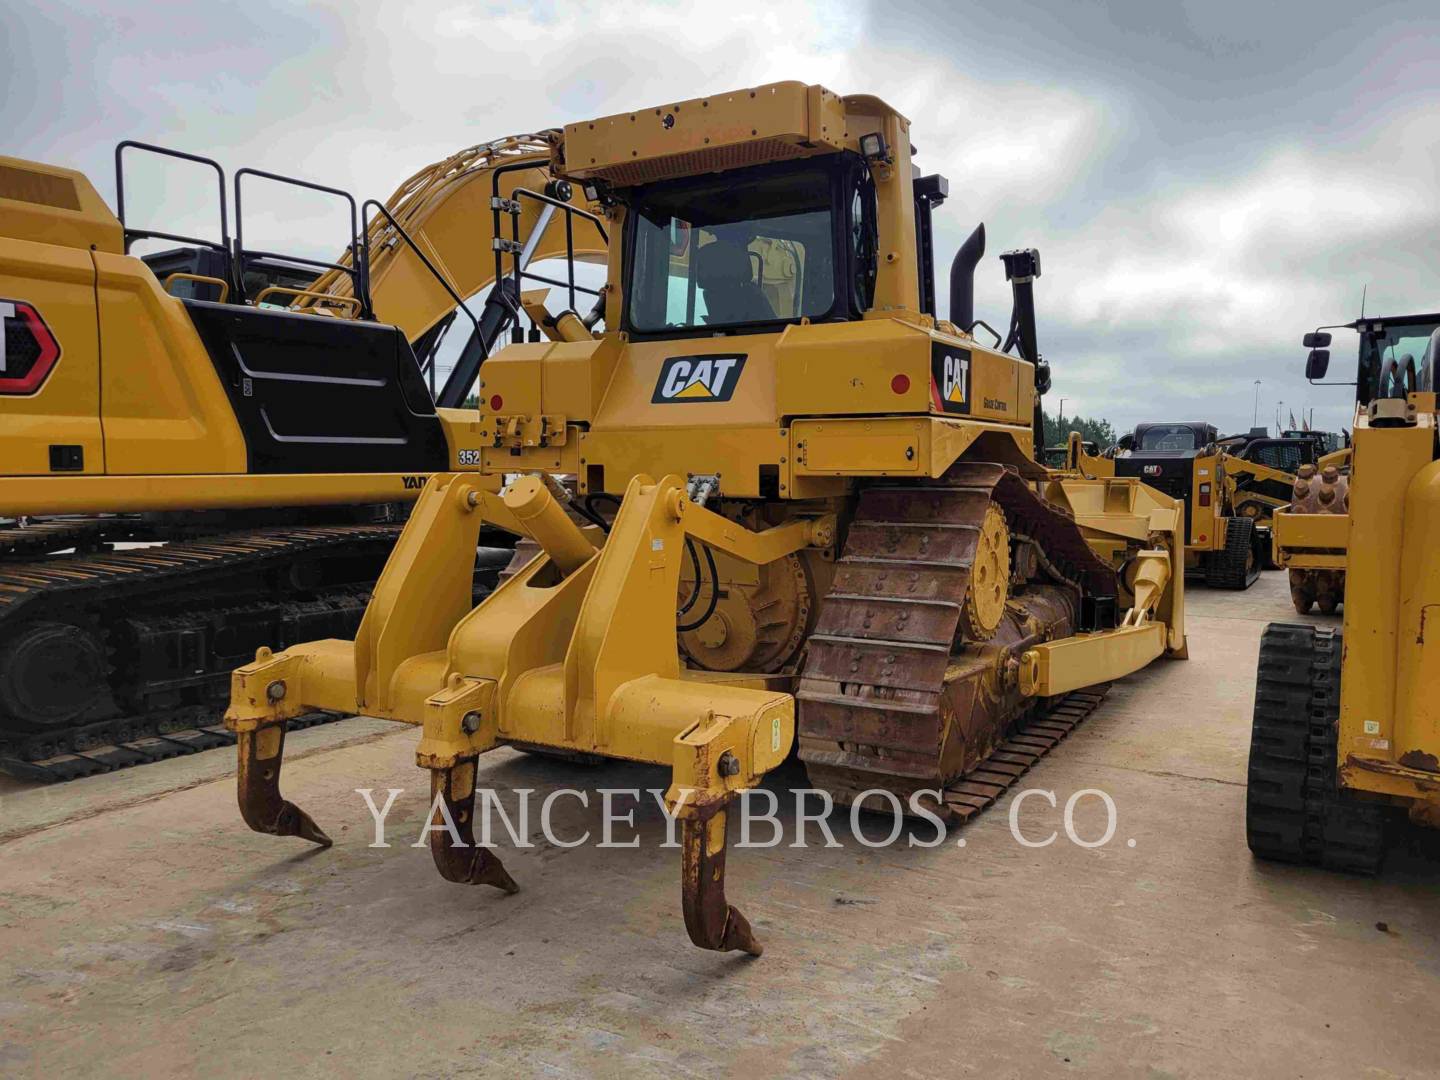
797,461,1119,812
0,524,403,783
1204,516,1261,590
1245,622,1385,874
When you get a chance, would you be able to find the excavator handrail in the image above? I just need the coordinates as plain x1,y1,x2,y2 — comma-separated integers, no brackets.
300,134,608,347
234,166,370,317
359,198,483,344
115,141,232,270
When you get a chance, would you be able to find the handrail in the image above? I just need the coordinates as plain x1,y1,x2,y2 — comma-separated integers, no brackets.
162,272,231,303
360,199,483,342
115,142,233,292
234,166,369,317
512,187,607,311
254,285,361,315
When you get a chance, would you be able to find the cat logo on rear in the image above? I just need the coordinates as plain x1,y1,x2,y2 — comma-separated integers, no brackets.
652,354,747,404
929,344,971,414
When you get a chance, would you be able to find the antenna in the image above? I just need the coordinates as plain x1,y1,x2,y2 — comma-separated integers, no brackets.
1360,283,1368,320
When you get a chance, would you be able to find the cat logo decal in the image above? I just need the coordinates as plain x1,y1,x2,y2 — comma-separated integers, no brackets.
652,354,747,404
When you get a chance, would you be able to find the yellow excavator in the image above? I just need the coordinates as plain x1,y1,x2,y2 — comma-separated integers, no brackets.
225,82,1188,956
0,135,604,778
1248,312,1440,872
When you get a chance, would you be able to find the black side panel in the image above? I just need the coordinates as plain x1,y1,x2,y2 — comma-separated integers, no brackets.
181,300,448,474
1116,454,1196,537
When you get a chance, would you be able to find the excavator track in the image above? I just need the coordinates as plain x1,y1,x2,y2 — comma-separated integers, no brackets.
0,706,342,782
0,517,115,558
798,462,1120,815
0,524,405,782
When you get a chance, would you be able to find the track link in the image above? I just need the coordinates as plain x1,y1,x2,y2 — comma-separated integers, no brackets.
797,461,1119,809
1246,622,1385,873
0,524,403,782
0,517,114,558
934,686,1109,821
0,709,341,783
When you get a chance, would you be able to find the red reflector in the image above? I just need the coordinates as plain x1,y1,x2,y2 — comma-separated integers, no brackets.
489,394,503,411
891,373,910,395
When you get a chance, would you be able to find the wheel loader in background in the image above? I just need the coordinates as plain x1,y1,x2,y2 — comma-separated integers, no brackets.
226,81,1188,956
1248,311,1440,873
0,135,605,779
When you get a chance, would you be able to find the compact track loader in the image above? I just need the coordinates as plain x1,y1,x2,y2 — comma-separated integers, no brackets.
226,82,1187,955
1068,423,1268,588
1248,313,1440,872
0,136,604,778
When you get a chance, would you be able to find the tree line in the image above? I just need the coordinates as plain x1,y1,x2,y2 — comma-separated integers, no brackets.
1041,409,1117,450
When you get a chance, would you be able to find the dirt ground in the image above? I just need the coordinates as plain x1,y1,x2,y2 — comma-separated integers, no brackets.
2,571,1437,1078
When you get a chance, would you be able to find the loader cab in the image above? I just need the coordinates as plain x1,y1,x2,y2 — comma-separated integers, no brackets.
1305,314,1440,405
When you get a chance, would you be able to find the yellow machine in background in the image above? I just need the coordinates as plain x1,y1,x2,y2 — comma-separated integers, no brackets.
1273,459,1350,613
1248,313,1440,872
1067,423,1266,588
0,135,604,778
227,82,1187,956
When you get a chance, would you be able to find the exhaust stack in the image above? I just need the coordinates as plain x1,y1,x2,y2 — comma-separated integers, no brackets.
1000,248,1049,462
948,224,986,331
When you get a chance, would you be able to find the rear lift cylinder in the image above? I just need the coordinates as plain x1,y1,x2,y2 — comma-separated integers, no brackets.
503,476,596,575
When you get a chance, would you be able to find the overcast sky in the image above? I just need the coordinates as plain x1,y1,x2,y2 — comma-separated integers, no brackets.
7,0,1438,437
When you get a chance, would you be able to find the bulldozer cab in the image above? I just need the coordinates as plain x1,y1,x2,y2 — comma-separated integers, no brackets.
468,83,1051,498
623,155,867,337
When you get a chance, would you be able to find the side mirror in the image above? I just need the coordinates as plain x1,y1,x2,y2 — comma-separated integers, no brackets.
1303,331,1332,348
1306,349,1331,379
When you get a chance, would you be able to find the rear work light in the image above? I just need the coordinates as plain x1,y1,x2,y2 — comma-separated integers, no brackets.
1199,482,1212,507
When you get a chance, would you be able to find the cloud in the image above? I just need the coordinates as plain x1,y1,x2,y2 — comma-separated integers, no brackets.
7,0,1439,440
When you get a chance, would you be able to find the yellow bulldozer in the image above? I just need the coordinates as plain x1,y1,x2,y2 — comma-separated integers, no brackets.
0,135,604,778
225,82,1189,956
1248,311,1440,872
